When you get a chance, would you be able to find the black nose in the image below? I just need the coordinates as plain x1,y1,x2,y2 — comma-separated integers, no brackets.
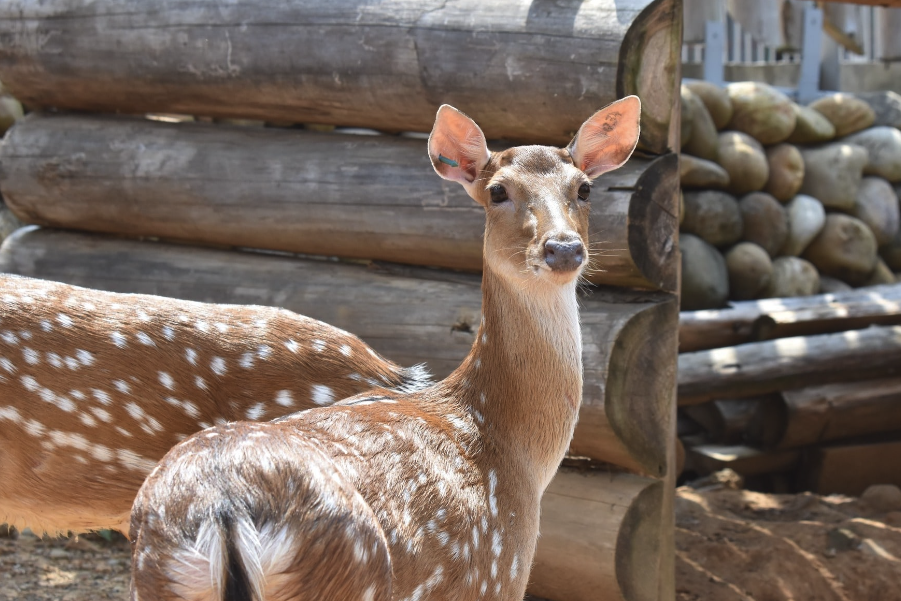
544,238,584,272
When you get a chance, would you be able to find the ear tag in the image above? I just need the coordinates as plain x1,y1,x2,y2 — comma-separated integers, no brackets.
438,154,460,167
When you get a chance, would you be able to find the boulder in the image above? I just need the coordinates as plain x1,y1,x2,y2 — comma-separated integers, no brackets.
681,154,730,189
856,91,901,130
681,86,694,149
679,191,685,227
799,143,869,211
763,144,805,202
685,80,733,130
842,126,901,182
781,194,826,257
739,192,789,257
860,484,901,513
809,93,876,137
786,103,836,144
765,257,820,298
681,233,729,310
726,82,796,145
852,177,900,246
881,227,901,271
718,131,769,195
863,258,897,287
682,85,719,161
818,276,853,294
803,214,878,286
681,190,743,247
0,95,23,133
725,242,773,300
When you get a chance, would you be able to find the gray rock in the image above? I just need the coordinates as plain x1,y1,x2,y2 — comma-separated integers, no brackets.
718,131,769,196
765,256,820,298
682,190,743,247
803,214,878,286
809,93,876,137
739,192,788,257
681,233,729,310
764,143,805,202
681,154,730,189
853,177,900,246
725,242,773,300
799,143,869,211
818,276,853,294
682,85,719,162
781,194,826,257
726,82,796,145
856,91,901,130
685,80,733,130
786,103,836,144
842,126,901,183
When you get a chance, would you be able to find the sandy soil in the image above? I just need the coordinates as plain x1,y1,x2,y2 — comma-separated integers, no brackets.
3,485,901,601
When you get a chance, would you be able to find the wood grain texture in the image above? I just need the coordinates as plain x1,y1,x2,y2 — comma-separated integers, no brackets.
0,113,680,292
678,283,901,352
531,468,664,601
0,227,678,476
0,0,680,153
678,326,901,406
753,378,901,450
803,439,901,496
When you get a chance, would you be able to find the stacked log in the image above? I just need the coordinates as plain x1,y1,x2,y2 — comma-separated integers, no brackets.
677,283,901,496
0,1,682,600
680,81,901,311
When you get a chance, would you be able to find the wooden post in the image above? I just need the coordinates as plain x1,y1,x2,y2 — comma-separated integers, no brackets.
0,0,681,154
0,114,680,292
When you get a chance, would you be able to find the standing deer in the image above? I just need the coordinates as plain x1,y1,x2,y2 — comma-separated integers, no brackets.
0,275,429,535
130,97,641,601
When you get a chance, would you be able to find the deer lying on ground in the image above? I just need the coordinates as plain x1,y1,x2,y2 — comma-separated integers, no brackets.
130,96,641,601
0,275,429,535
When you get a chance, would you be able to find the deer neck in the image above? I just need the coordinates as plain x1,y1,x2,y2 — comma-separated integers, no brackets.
444,264,583,491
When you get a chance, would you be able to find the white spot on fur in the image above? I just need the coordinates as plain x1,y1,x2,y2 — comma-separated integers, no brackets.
136,331,155,346
20,375,38,391
274,390,294,407
256,345,272,360
510,554,519,580
113,380,131,394
285,339,299,353
39,320,52,332
46,352,63,368
19,330,32,340
76,349,95,366
312,339,326,352
162,326,175,341
56,313,73,328
195,376,207,390
22,348,39,365
91,407,112,422
110,331,127,347
159,371,175,389
246,403,265,420
340,344,352,357
195,320,210,333
1,330,18,345
185,348,197,365
210,357,227,375
488,470,498,517
215,322,229,333
0,358,14,373
92,389,112,405
239,352,255,369
311,384,334,406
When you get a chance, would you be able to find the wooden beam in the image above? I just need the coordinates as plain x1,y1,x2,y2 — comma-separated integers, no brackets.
803,438,901,496
0,114,680,293
0,227,678,477
678,326,901,406
531,469,664,601
678,283,901,352
0,0,681,154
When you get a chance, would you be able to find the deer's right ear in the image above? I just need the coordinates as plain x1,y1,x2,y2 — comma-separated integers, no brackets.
428,105,490,196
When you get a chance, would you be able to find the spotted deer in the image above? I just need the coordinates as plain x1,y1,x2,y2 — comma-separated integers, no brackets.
129,97,640,601
0,275,430,535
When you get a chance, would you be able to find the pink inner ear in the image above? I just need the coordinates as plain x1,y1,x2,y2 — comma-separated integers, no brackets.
429,106,489,185
571,96,641,179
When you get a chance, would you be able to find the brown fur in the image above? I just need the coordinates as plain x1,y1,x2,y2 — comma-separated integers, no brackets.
0,275,424,534
129,98,640,601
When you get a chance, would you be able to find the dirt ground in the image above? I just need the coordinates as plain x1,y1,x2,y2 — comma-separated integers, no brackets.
2,485,901,601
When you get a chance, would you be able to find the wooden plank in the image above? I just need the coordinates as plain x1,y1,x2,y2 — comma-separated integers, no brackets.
0,113,680,292
678,326,901,406
0,0,681,154
0,227,679,477
531,469,664,601
747,377,901,450
682,397,767,445
678,283,901,352
685,444,800,477
803,438,901,496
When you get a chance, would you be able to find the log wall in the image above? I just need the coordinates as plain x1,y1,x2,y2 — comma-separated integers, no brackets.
0,114,680,292
0,0,681,154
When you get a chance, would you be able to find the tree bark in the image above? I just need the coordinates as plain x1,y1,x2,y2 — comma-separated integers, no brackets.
0,0,681,154
0,113,680,292
678,326,901,406
678,283,901,352
531,468,664,601
0,227,678,477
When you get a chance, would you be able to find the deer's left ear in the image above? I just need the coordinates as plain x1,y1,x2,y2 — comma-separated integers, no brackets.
568,96,641,179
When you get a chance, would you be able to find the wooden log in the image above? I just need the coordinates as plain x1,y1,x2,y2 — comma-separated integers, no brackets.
682,398,764,445
802,438,901,496
685,444,800,477
0,113,680,292
0,0,681,154
678,326,901,406
746,377,901,450
678,283,901,352
0,227,678,477
531,468,664,601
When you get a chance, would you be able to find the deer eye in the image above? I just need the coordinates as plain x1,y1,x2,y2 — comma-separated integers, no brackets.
577,183,591,201
489,185,509,204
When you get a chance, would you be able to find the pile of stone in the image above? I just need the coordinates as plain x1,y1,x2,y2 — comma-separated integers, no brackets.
680,82,901,310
